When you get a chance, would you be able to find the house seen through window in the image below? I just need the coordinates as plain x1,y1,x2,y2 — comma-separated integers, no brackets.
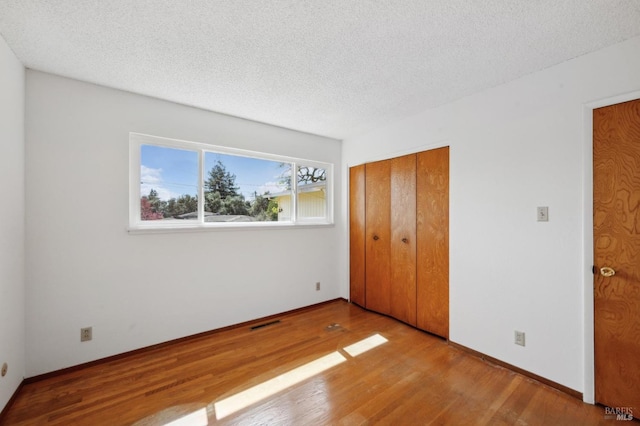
132,134,332,228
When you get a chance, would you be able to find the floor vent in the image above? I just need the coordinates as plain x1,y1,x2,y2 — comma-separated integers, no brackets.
250,320,281,330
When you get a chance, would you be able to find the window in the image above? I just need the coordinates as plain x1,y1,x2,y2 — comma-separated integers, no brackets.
129,133,333,231
296,165,327,220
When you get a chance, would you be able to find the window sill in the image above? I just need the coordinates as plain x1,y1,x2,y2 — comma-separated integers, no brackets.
127,221,335,234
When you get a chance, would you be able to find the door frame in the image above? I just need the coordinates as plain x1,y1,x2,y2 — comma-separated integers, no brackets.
582,89,640,404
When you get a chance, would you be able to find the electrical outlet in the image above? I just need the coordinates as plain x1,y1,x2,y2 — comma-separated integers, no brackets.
316,282,321,291
1,362,7,377
514,330,525,346
81,327,93,342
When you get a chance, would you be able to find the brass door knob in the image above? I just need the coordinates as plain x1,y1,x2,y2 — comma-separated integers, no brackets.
600,267,616,277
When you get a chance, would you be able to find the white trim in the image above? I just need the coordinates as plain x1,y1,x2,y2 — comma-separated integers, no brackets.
198,148,205,222
291,163,298,223
129,138,142,225
128,222,335,234
130,132,324,165
582,89,640,404
129,132,334,230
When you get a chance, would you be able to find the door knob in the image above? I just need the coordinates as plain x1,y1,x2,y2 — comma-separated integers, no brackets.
373,235,379,241
401,238,408,243
600,267,616,277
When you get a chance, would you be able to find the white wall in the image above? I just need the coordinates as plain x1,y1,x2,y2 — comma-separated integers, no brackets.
341,35,640,396
0,36,25,410
25,71,342,377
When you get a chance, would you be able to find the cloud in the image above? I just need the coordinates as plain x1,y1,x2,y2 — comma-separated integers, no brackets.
141,165,162,184
140,165,179,200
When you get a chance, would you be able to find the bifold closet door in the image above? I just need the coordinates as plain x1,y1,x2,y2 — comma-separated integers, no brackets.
365,159,391,315
390,154,417,326
349,164,366,307
416,147,450,338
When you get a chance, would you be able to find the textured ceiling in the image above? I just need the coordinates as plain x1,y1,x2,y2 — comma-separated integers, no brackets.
1,1,640,139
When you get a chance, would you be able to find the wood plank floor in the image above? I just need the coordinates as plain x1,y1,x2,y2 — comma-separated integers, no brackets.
2,300,613,425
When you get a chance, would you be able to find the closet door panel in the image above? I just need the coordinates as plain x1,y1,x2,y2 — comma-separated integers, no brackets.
416,147,450,338
365,159,392,315
349,165,366,306
390,154,417,325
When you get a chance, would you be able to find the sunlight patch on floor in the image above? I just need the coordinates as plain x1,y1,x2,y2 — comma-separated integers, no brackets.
163,407,208,426
343,334,388,357
210,333,388,420
213,351,347,420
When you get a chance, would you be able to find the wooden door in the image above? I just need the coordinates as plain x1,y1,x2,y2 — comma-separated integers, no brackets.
416,147,450,338
365,159,392,315
389,154,417,325
593,99,640,413
349,165,366,306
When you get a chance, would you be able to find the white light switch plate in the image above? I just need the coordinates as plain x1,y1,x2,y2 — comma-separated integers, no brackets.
537,206,549,222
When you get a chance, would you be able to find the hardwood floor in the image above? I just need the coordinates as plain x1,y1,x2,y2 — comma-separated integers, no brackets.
2,300,612,425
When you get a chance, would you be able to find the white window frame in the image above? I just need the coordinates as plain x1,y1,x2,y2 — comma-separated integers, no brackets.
129,132,334,232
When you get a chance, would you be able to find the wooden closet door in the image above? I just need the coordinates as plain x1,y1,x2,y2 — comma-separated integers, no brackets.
365,159,392,315
390,154,417,325
416,147,450,338
349,165,366,306
593,99,640,413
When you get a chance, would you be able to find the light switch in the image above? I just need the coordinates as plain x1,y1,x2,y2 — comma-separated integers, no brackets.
537,206,549,222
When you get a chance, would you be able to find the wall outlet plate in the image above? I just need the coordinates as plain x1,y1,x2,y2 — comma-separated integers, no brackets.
515,330,526,346
81,327,93,342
